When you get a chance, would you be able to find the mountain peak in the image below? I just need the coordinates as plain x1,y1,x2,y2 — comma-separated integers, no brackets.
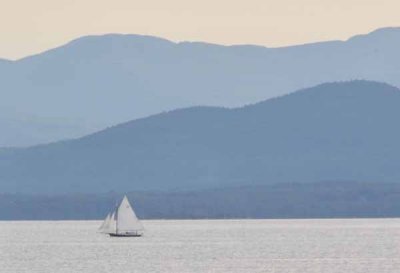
297,80,400,95
347,26,400,43
66,33,175,47
285,80,400,104
241,80,400,115
17,33,175,62
368,26,400,35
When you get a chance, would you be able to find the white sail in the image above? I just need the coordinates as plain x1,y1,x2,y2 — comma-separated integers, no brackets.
116,196,144,235
108,211,117,234
98,213,111,233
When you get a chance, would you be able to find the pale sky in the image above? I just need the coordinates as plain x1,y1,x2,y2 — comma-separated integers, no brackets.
1,0,399,60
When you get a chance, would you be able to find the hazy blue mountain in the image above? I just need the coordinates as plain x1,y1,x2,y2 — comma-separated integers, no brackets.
2,182,400,220
0,115,102,148
0,81,399,194
1,27,400,147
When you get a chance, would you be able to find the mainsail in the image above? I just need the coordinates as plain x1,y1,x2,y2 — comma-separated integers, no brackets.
116,196,144,234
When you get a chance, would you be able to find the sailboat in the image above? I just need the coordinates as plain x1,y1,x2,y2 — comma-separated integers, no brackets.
98,195,144,237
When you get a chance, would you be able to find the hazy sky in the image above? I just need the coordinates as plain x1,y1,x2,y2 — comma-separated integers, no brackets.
1,0,399,59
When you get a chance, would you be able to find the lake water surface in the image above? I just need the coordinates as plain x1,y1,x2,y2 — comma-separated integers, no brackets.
1,219,400,272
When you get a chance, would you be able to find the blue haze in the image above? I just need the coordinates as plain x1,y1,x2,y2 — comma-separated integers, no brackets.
0,81,399,194
1,27,400,146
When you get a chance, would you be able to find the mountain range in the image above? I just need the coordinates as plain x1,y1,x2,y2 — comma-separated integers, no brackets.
1,80,399,194
1,27,400,147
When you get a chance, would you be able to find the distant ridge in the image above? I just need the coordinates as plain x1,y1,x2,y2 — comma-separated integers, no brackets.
3,181,400,220
1,80,400,194
1,27,400,147
9,26,400,61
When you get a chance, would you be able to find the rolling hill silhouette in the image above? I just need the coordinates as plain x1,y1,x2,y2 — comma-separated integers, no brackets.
0,80,399,194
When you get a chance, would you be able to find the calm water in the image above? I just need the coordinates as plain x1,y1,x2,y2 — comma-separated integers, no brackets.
1,219,400,272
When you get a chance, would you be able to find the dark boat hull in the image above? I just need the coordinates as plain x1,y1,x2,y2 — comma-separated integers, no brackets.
109,232,143,237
